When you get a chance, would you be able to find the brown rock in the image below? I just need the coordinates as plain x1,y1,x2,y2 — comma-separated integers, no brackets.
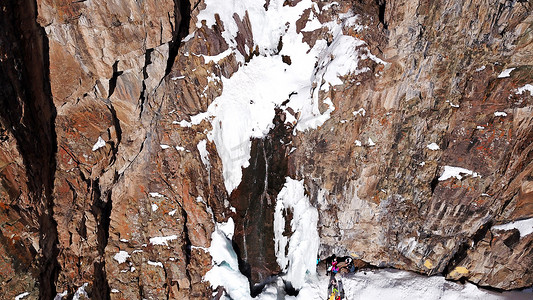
1,0,532,298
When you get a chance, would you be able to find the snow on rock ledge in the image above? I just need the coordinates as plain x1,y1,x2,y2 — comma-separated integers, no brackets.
497,67,515,78
15,292,30,300
113,250,130,264
515,84,533,95
149,235,178,246
427,142,440,150
91,136,106,151
492,218,533,238
438,166,480,181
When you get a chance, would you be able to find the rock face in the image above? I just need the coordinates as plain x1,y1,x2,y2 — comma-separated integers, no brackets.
299,0,533,290
1,0,57,298
0,0,532,299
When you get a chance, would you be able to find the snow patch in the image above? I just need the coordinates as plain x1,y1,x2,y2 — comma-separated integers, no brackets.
149,235,178,246
475,65,486,72
92,136,106,151
492,218,533,238
169,209,177,216
191,245,209,252
323,2,340,10
289,147,297,154
367,138,375,146
217,217,235,239
515,84,533,96
497,67,515,78
445,100,459,108
398,237,417,255
113,250,130,264
352,108,366,117
174,120,192,127
197,140,211,171
54,291,68,300
427,143,440,150
160,144,171,149
338,269,532,300
438,166,480,181
174,113,210,128
72,283,88,300
149,192,165,198
151,203,159,212
354,140,362,146
202,48,233,63
494,111,507,117
147,261,164,268
301,15,322,32
15,292,30,300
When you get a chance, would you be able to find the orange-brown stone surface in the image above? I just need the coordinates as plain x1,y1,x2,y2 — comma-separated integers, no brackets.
0,0,532,298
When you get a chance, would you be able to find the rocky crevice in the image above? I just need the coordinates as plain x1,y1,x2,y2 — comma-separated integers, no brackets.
0,0,59,298
165,0,192,76
105,102,123,164
180,205,193,291
108,61,123,100
90,179,112,300
139,48,154,117
376,0,388,30
442,220,493,278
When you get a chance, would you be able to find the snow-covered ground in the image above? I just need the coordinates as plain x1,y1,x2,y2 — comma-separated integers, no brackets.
337,269,532,300
212,268,533,300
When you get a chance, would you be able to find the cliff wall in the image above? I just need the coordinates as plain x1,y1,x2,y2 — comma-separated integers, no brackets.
0,0,531,298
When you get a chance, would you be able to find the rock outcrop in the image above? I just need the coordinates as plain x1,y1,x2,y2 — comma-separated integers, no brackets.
299,0,533,290
0,0,531,299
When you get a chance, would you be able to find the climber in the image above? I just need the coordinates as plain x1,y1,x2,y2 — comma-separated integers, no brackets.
325,254,336,276
336,258,348,274
327,279,339,300
328,292,336,300
337,256,354,274
347,257,356,273
331,258,339,274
